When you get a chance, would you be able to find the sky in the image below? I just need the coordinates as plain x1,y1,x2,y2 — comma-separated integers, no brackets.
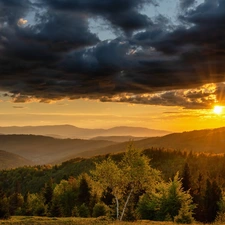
0,0,225,132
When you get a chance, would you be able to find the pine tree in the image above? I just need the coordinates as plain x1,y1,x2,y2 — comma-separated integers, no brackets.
50,198,62,217
77,174,91,207
192,173,204,222
159,173,195,222
203,179,222,223
182,163,191,191
43,178,54,206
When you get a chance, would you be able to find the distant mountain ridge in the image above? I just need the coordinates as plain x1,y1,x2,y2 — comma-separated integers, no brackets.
0,135,115,165
2,126,225,169
0,125,171,139
90,136,147,142
69,127,225,159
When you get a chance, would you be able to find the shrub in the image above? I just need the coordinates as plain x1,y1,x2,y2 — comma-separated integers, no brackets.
174,203,194,224
0,197,10,219
79,203,89,218
93,202,109,217
72,206,79,217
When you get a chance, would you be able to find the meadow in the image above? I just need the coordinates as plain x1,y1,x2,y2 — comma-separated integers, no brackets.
0,216,175,225
0,216,186,225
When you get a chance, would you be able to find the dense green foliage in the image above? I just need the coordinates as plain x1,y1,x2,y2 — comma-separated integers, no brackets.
1,147,225,222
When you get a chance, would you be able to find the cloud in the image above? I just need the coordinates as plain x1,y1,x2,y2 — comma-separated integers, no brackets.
179,0,196,10
98,83,219,109
42,0,157,34
13,105,25,109
0,0,225,108
17,18,28,26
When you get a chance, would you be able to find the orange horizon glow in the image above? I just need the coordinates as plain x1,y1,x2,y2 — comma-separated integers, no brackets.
1,99,225,133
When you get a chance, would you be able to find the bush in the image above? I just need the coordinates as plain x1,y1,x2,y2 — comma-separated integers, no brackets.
0,197,10,219
136,194,158,220
79,203,89,218
93,203,109,217
174,204,194,224
72,206,79,217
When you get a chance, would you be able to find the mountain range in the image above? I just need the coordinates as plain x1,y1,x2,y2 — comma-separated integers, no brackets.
1,126,225,169
73,127,225,159
0,134,115,165
0,125,170,139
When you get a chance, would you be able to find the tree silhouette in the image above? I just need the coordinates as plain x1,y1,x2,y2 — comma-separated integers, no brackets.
203,179,222,222
181,162,191,192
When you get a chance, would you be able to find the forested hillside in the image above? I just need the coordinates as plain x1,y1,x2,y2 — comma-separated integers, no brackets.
76,127,225,158
0,147,225,223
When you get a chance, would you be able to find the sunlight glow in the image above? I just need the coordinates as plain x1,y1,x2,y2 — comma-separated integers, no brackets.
213,106,223,115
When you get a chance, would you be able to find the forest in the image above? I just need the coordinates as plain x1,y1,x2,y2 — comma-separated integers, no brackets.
1,145,225,223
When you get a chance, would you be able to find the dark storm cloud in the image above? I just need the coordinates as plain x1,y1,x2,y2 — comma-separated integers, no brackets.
1,0,225,108
0,0,31,25
18,11,99,52
42,0,156,34
179,0,196,10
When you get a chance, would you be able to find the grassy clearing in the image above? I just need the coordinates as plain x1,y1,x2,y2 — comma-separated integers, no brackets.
0,217,221,225
0,217,175,225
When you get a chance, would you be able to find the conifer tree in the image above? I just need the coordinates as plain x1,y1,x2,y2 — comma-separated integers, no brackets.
43,178,54,206
182,162,191,192
203,179,222,222
77,174,91,207
50,198,62,217
192,172,204,222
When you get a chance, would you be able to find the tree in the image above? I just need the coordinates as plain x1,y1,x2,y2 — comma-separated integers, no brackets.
77,174,91,207
50,198,62,217
0,190,10,219
43,178,54,206
203,179,222,223
92,157,123,220
53,179,78,216
9,192,24,215
160,173,195,222
119,144,161,221
24,193,46,216
92,144,161,221
181,163,191,192
101,187,114,206
137,173,195,223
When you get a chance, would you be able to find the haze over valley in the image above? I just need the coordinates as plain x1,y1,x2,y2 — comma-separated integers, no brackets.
1,125,225,169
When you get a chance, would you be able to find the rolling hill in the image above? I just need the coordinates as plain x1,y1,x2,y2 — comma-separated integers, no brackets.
66,127,225,159
0,150,33,170
0,125,170,139
90,136,147,142
1,127,225,167
0,135,115,165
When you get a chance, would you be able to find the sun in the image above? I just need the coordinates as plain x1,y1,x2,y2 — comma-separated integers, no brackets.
213,106,223,115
